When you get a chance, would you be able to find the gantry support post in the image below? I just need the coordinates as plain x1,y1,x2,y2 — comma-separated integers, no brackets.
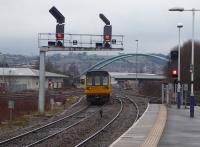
38,50,46,113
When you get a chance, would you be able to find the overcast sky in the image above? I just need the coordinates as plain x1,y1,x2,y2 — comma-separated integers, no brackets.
0,0,200,55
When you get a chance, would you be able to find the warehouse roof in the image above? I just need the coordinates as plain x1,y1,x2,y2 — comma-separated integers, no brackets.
0,68,68,78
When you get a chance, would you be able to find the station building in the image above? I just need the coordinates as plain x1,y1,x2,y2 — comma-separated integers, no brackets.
0,68,68,92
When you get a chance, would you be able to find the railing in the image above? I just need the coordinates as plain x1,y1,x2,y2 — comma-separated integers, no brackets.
38,33,124,51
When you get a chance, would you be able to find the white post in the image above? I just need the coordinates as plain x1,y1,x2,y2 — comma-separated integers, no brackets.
162,84,164,104
177,23,183,109
166,84,169,105
185,87,187,109
190,9,195,117
38,51,46,113
135,40,138,84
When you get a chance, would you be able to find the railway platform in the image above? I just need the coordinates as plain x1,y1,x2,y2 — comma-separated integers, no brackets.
110,103,200,147
110,104,167,147
158,105,200,147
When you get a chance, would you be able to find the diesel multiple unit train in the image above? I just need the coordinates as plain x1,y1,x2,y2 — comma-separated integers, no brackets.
84,70,111,104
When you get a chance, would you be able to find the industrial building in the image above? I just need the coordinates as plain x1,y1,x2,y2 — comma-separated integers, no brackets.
0,68,68,92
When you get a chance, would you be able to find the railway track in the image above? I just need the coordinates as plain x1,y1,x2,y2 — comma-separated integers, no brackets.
0,104,102,147
0,95,86,140
75,98,124,147
0,97,88,147
0,89,147,147
75,96,140,147
122,89,162,104
0,90,85,139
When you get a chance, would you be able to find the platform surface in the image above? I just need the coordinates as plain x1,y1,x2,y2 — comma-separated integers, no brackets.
110,104,166,147
158,105,200,147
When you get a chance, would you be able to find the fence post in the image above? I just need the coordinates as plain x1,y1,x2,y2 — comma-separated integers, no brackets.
162,84,164,104
166,84,169,106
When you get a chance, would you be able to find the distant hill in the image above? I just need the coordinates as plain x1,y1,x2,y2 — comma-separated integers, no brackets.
0,52,167,74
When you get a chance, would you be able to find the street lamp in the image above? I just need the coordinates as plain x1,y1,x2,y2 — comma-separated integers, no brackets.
177,23,183,109
135,40,139,84
169,7,200,117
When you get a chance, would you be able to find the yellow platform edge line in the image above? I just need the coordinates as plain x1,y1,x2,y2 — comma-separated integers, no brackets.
140,104,167,147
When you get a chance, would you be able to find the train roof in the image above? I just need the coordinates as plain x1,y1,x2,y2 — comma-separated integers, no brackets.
86,70,109,75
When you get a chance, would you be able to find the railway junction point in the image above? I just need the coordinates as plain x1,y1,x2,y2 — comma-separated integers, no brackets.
110,104,200,147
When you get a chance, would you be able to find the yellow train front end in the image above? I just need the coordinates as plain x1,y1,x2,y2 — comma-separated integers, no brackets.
84,70,110,104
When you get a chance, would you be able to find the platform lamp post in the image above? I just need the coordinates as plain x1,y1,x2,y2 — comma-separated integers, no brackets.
177,23,183,109
135,40,139,84
169,7,200,117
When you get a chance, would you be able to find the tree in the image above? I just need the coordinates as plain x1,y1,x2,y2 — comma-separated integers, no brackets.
46,59,55,72
68,63,80,83
0,62,9,67
180,40,200,91
0,55,9,67
139,81,162,97
34,58,57,73
165,40,200,91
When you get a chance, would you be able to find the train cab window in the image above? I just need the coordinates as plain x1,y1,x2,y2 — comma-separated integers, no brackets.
103,76,108,85
94,76,101,85
87,76,92,86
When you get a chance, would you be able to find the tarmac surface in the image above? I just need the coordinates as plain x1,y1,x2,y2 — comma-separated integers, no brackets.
158,105,200,147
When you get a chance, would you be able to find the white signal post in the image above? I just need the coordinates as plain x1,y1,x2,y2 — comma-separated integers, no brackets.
169,7,200,117
177,23,183,109
135,40,139,84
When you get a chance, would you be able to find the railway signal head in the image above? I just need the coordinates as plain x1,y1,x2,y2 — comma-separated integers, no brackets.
171,69,178,78
49,6,65,24
55,24,64,47
56,24,64,39
103,25,112,48
99,13,110,25
99,13,112,48
49,6,65,47
170,50,178,60
169,50,178,79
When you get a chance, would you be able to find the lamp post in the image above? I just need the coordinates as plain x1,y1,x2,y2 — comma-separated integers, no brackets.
0,53,4,82
135,40,138,84
169,7,200,117
177,23,183,109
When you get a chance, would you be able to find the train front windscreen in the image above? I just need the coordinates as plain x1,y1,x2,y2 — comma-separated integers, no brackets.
86,73,108,86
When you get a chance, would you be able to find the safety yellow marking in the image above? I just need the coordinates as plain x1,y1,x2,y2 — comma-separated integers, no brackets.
141,104,167,147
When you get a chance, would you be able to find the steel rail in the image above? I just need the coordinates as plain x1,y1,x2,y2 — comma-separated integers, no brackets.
75,98,123,147
122,92,160,103
125,96,140,123
134,94,160,103
25,118,87,147
66,95,85,109
0,104,88,145
25,106,103,147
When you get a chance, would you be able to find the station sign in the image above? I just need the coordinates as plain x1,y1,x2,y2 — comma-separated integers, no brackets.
8,100,14,109
184,84,188,91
